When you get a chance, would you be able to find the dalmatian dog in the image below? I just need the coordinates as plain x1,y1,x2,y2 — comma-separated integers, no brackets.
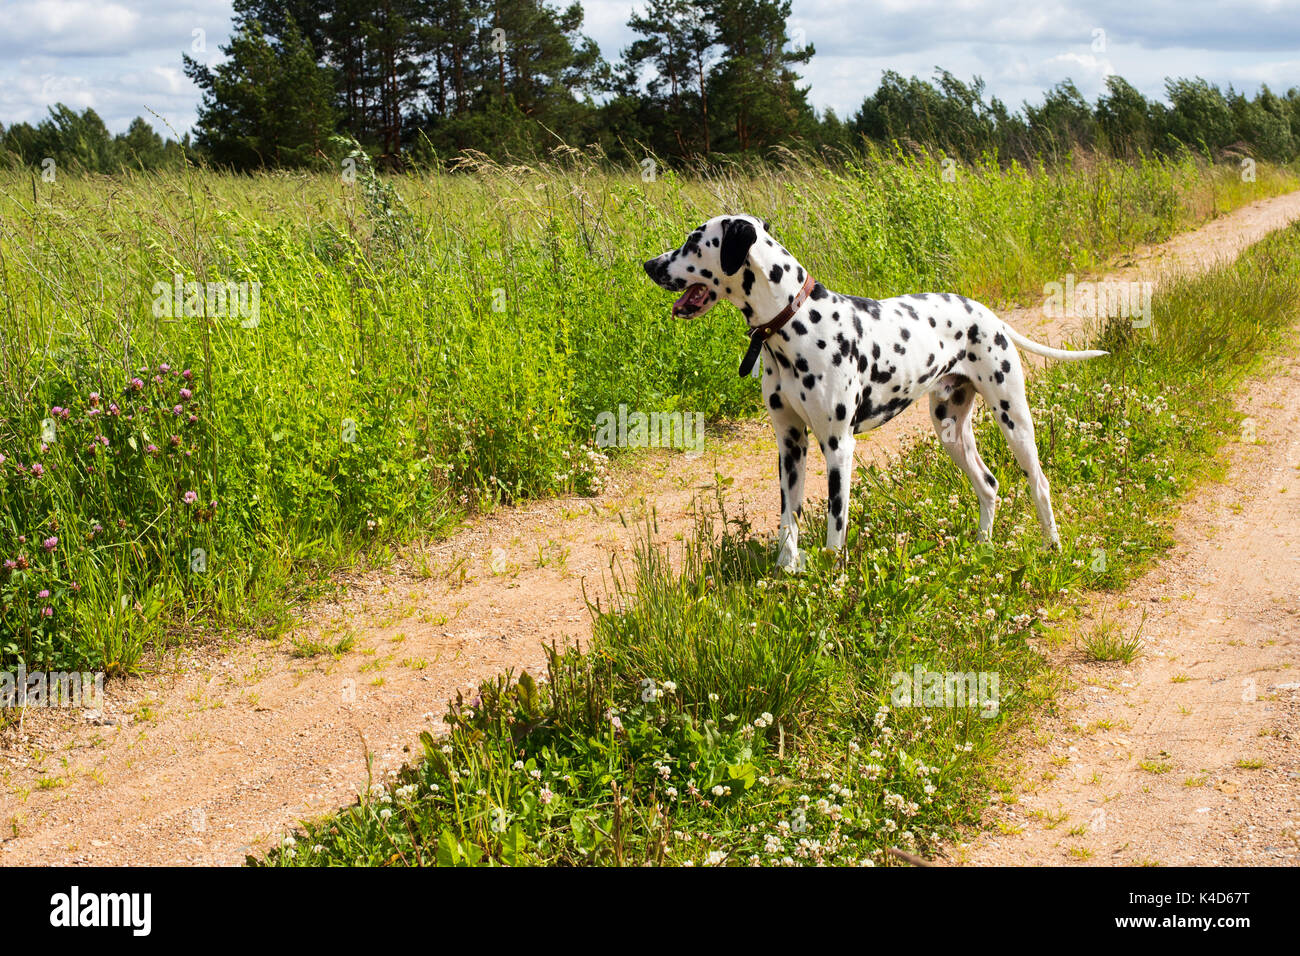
643,214,1107,570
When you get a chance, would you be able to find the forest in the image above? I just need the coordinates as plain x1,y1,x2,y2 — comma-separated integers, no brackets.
2,0,1299,171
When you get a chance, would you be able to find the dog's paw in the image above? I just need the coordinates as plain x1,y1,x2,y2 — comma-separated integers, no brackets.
776,547,806,573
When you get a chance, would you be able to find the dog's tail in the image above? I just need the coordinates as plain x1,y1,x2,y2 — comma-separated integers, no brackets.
1004,325,1108,361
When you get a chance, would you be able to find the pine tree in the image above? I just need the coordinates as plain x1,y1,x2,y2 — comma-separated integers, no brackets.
183,17,337,168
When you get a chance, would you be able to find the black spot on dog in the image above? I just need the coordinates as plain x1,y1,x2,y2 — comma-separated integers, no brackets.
861,298,882,320
792,320,808,335
809,310,822,323
768,264,784,283
743,269,756,295
1000,399,1010,410
1001,411,1015,429
967,324,981,345
993,332,1009,349
835,403,847,420
900,327,910,340
934,403,948,420
802,374,816,389
1001,359,1011,373
769,393,783,410
795,357,809,372
984,472,997,488
951,388,966,405
810,283,828,300
871,343,881,360
828,436,839,451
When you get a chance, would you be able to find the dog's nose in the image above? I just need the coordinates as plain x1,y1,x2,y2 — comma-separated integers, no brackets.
643,259,657,278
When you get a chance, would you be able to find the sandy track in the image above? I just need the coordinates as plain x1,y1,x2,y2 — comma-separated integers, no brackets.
953,335,1300,867
4,190,1300,866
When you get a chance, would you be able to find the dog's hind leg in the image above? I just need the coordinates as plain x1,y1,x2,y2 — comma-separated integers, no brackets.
992,397,1059,548
980,362,1060,548
928,379,999,541
773,415,809,570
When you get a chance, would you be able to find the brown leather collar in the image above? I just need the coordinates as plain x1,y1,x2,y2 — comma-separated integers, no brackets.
739,273,816,377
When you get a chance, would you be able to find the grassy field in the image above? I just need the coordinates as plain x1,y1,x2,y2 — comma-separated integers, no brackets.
0,149,1294,671
257,220,1300,866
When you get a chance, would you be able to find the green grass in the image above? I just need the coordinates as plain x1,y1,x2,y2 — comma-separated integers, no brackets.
1080,615,1144,663
1,149,1295,671
255,220,1300,867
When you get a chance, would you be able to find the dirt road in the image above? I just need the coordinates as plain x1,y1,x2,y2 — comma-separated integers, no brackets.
953,337,1300,866
4,190,1300,865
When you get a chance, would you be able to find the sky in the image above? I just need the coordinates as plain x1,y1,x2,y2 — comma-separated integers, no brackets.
1,0,1297,137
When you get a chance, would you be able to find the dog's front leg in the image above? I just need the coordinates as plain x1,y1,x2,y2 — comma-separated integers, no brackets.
822,428,856,552
772,414,809,571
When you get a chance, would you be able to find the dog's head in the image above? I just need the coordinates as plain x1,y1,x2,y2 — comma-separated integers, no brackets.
642,214,777,319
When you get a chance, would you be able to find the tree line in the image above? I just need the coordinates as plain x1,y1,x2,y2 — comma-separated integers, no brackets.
3,0,1299,173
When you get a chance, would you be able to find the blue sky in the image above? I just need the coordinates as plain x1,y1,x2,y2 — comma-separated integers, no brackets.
1,0,1297,136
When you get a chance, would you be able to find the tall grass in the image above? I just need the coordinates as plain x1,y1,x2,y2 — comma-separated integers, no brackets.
0,149,1294,669
259,221,1300,866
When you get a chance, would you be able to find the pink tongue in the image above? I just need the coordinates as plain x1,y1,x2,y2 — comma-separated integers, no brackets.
673,283,706,314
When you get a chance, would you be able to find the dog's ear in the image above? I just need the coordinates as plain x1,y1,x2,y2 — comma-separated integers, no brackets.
720,218,757,276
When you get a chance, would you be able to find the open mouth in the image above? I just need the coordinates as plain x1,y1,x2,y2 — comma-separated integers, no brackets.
672,282,711,317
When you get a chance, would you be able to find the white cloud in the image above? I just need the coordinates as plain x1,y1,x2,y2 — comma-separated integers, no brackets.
0,1,141,57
